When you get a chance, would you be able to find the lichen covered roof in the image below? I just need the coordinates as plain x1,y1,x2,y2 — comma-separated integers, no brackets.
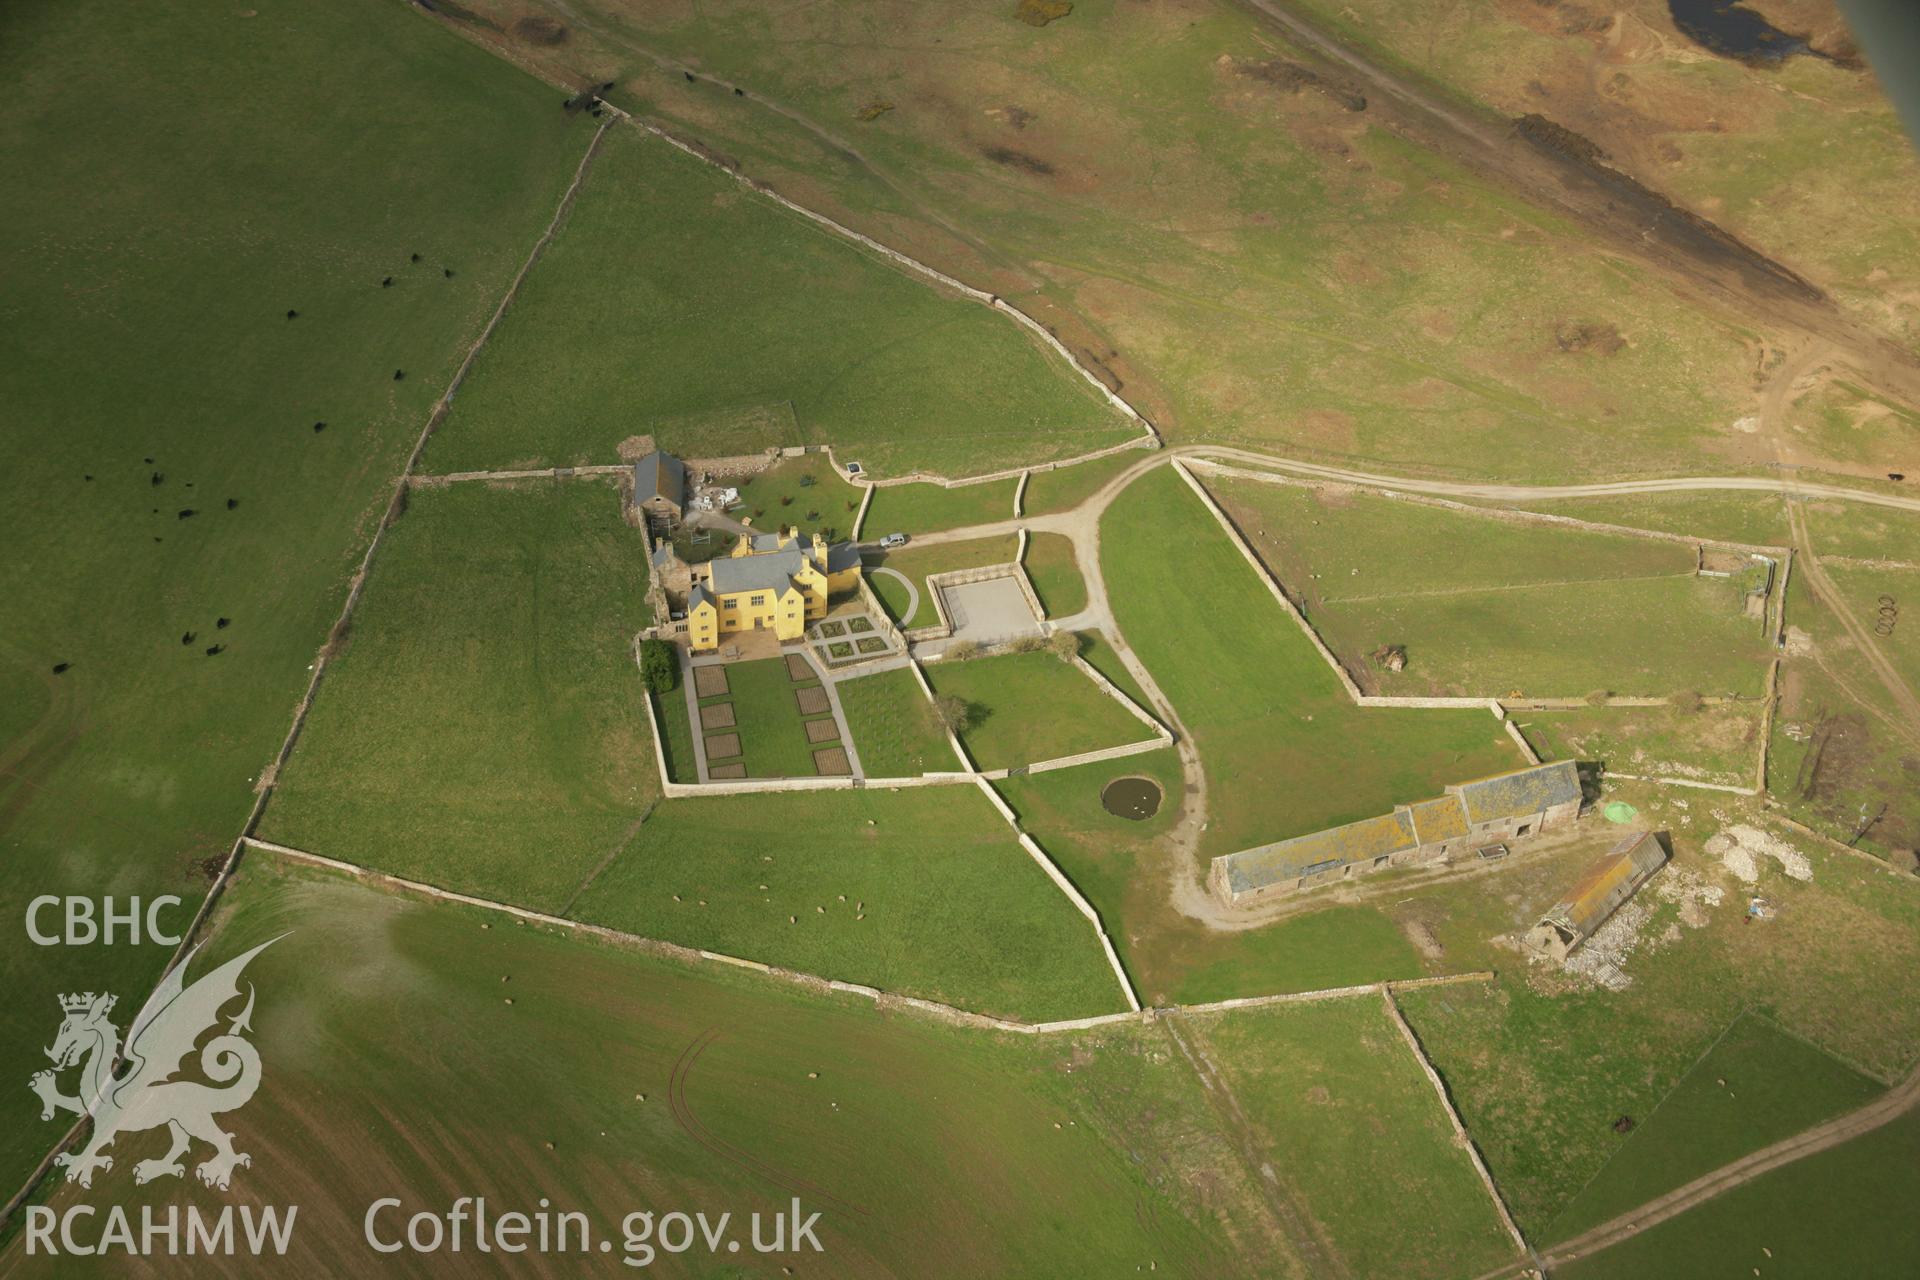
1543,832,1666,939
1223,810,1416,894
633,450,685,505
1407,795,1469,844
1450,760,1580,825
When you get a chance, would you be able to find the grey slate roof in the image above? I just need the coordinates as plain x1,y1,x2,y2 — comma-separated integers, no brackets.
633,451,686,507
1449,761,1581,825
709,547,806,596
824,542,863,574
687,583,713,611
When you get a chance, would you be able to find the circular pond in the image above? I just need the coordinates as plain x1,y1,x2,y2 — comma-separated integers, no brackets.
1101,776,1162,821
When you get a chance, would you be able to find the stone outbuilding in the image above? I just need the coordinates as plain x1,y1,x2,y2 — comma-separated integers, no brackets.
1525,831,1668,962
1209,759,1583,904
632,450,687,530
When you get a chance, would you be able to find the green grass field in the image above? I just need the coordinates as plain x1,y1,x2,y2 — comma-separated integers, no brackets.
1077,629,1153,711
1212,476,1775,698
28,856,1287,1276
1022,449,1151,518
928,651,1148,769
1494,492,1793,549
868,536,1019,628
1023,531,1088,617
1101,465,1521,860
1545,1012,1883,1243
0,0,595,1190
710,656,836,778
864,479,1018,538
569,786,1123,1021
424,126,1134,477
1555,1107,1920,1280
1191,999,1522,1277
651,688,698,784
995,752,1432,1005
835,666,955,777
258,480,654,911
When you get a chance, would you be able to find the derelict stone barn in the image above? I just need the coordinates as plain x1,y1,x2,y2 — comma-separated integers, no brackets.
632,449,687,535
1525,831,1668,962
1208,760,1583,905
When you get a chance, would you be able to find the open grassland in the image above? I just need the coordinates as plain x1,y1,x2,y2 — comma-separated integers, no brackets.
1022,531,1088,617
1212,475,1775,698
730,453,864,542
1101,465,1520,860
569,786,1123,1022
1768,573,1920,856
1785,377,1920,474
1022,449,1150,518
258,481,654,911
868,535,1019,629
1555,1108,1920,1280
1189,999,1522,1278
995,753,1429,1005
1284,0,1920,354
834,667,954,777
437,0,1779,483
1398,810,1920,1238
1077,629,1153,711
11,857,1292,1277
1516,700,1766,789
0,0,591,1190
652,688,698,784
426,127,1133,477
1799,498,1920,564
864,479,1018,538
1491,492,1793,548
1544,1012,1883,1244
927,651,1148,770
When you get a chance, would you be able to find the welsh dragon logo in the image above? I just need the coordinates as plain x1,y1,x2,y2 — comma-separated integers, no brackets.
29,937,281,1191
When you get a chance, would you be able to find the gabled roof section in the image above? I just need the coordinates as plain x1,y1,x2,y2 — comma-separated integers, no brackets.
709,547,806,595
633,450,686,506
1544,832,1666,938
1223,810,1416,894
1407,795,1469,845
1449,761,1581,825
687,583,714,612
824,542,863,574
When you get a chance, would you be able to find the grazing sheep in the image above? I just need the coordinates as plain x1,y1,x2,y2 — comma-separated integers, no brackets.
683,71,694,82
151,472,164,486
734,87,744,97
443,268,453,279
52,662,71,675
226,498,238,510
393,370,405,380
217,617,231,629
177,509,196,520
286,309,298,320
410,253,421,263
205,645,225,656
381,276,393,288
84,475,92,482
313,421,327,433
182,632,196,645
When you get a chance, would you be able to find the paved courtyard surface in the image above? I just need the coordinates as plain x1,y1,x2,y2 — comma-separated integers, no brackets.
942,576,1043,646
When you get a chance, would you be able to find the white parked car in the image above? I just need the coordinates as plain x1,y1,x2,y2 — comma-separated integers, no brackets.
879,532,909,549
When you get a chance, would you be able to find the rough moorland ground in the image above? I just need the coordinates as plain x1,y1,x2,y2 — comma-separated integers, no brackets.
926,651,1149,770
1516,700,1767,789
1101,464,1523,860
1211,473,1777,698
16,857,1288,1277
425,127,1134,477
568,786,1124,1022
259,480,655,911
1186,999,1522,1277
434,0,1800,483
0,0,592,1190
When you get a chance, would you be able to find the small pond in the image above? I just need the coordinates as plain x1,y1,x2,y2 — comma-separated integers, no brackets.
1667,0,1835,66
1101,775,1162,821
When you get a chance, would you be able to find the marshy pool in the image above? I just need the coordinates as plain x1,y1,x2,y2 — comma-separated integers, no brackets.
1101,775,1162,821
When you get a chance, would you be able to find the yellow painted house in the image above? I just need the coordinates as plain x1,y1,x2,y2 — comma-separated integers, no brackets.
686,527,863,651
